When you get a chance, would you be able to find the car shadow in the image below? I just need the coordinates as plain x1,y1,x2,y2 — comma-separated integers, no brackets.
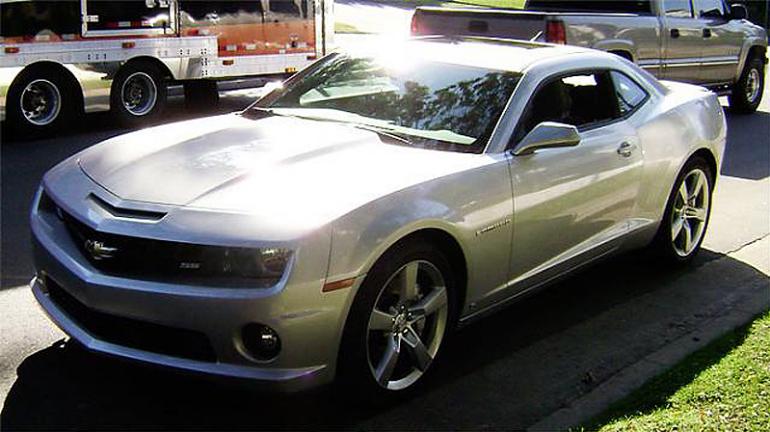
721,110,770,181
2,248,767,430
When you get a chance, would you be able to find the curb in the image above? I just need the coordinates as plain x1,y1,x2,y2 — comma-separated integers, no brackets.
529,249,770,431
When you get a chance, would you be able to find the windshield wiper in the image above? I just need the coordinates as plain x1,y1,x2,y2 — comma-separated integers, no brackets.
351,124,413,146
241,106,279,120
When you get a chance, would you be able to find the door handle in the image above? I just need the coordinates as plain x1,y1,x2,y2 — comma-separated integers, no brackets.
670,28,680,38
617,142,636,157
703,28,712,38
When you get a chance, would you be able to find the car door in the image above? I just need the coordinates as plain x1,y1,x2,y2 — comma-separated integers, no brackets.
693,0,743,84
661,0,708,83
504,70,645,295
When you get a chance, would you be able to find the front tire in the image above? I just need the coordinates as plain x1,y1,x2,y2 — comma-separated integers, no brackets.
650,157,714,265
729,56,765,114
111,62,167,126
338,240,456,397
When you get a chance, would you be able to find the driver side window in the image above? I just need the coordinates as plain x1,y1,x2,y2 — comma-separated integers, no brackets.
516,70,620,143
694,0,726,18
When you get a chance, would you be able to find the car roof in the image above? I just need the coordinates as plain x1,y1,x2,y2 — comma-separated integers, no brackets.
339,36,599,73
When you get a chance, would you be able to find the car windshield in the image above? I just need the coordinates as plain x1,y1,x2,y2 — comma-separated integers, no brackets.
250,53,522,153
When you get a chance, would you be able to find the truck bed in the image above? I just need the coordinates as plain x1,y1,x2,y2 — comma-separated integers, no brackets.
411,6,643,42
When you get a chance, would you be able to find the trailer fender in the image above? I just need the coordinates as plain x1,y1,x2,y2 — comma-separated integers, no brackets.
2,62,84,123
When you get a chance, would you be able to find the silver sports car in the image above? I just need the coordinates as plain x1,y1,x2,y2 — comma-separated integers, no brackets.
30,37,725,394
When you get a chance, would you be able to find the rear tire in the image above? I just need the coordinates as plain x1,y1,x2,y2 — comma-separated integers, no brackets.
729,56,764,114
337,240,457,400
649,157,714,265
5,67,77,137
111,62,167,126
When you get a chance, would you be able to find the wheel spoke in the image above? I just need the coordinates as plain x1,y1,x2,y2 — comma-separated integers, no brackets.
678,182,689,206
684,206,707,221
671,216,685,241
375,335,400,386
369,308,395,331
409,285,448,318
682,220,693,251
402,327,433,372
397,262,420,302
690,172,706,200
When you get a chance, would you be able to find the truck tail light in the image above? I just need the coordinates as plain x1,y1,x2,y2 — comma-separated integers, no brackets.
546,20,566,45
410,14,421,35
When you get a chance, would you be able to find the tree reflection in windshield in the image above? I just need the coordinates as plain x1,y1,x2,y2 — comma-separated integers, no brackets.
262,55,521,153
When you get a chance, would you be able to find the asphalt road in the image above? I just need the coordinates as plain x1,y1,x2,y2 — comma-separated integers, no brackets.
1,77,768,429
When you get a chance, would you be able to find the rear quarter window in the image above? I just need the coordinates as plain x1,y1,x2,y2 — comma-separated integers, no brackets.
611,71,649,116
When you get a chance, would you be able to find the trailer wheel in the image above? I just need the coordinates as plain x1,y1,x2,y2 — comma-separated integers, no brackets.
111,62,167,126
183,80,219,112
6,67,77,137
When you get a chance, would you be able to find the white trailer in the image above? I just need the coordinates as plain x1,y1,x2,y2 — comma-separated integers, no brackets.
0,0,334,134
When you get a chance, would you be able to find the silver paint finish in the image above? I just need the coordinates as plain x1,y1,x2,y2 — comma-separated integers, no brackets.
30,41,726,389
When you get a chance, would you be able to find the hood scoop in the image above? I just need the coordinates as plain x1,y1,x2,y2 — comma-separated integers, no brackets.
88,194,166,222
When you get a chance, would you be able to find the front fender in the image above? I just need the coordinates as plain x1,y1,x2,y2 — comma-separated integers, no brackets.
735,29,768,81
329,195,465,283
326,157,514,315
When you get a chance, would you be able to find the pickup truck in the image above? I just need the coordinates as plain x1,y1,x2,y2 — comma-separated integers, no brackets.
411,0,768,113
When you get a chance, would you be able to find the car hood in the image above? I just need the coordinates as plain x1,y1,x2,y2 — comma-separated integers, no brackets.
78,114,485,230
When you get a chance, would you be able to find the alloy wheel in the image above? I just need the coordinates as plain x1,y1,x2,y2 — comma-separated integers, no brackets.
366,260,449,391
670,168,710,257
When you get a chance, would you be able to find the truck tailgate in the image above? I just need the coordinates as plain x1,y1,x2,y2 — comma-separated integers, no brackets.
412,7,549,40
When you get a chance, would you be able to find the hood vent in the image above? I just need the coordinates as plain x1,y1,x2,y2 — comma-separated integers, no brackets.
89,194,166,222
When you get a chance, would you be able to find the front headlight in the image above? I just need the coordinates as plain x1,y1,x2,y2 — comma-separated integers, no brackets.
232,247,293,281
37,189,293,288
179,246,293,288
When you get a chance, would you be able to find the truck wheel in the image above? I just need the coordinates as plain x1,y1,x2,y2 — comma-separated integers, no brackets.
6,67,77,137
183,80,219,112
729,56,765,114
111,62,167,126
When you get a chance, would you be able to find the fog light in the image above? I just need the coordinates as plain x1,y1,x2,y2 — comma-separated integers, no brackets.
242,323,281,361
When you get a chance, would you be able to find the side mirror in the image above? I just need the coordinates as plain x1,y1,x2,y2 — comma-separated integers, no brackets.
729,3,748,20
512,121,581,156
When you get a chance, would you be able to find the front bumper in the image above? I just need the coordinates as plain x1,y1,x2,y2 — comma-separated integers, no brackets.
31,276,326,392
29,180,356,392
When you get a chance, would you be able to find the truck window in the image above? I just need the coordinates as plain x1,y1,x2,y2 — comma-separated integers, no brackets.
519,71,620,139
87,0,171,31
179,1,264,27
694,0,726,17
664,0,694,17
526,0,652,14
0,0,80,38
610,71,649,115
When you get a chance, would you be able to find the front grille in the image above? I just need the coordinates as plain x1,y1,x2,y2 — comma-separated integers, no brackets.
46,277,217,362
39,192,277,288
